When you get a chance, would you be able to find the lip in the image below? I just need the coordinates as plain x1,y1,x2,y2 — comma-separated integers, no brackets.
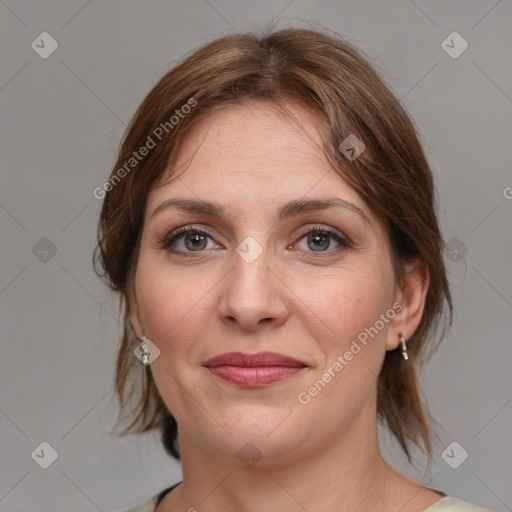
204,351,306,368
203,351,308,387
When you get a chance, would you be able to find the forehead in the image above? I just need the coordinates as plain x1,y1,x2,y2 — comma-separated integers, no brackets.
169,102,329,176
147,101,369,220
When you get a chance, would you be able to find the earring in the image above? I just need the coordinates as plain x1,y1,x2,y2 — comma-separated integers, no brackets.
139,335,151,366
399,334,408,361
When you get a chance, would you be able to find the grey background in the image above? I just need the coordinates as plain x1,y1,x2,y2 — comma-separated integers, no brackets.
1,1,511,511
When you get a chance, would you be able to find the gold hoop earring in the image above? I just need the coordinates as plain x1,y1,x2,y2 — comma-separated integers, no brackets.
399,334,408,360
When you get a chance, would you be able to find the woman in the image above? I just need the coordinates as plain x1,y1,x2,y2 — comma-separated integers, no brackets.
94,28,487,511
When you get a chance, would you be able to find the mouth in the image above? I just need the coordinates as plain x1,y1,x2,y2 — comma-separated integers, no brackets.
203,351,308,387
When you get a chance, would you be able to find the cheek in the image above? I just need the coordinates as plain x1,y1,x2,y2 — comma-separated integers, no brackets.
134,259,220,353
134,262,216,417
303,264,395,351
298,271,395,417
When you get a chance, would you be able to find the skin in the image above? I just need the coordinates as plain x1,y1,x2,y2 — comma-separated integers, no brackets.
130,101,439,511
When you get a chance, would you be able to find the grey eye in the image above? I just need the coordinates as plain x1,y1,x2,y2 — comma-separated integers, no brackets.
306,232,331,251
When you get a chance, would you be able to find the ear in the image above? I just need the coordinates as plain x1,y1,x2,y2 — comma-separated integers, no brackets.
386,259,430,351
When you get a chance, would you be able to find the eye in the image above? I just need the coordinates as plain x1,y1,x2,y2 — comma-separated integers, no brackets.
293,225,352,253
159,226,219,254
158,224,352,256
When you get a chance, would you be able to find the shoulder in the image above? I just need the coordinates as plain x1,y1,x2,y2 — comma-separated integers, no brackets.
121,483,180,512
121,494,159,512
121,491,488,512
424,496,489,511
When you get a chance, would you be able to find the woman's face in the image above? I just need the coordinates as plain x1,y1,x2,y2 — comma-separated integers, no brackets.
131,102,408,462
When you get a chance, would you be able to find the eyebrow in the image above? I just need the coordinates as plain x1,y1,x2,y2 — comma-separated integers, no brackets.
151,197,371,226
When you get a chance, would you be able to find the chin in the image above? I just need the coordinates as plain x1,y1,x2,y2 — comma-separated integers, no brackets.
215,429,304,467
220,406,306,458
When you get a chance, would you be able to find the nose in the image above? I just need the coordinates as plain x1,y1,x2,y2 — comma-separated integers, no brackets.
217,247,289,332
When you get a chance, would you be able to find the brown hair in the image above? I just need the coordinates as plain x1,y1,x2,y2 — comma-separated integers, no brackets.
94,27,452,463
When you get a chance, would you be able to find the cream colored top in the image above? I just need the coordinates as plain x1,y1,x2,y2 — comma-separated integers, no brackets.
123,492,489,512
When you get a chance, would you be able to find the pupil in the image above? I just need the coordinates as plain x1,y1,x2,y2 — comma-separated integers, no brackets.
308,233,329,251
185,232,207,251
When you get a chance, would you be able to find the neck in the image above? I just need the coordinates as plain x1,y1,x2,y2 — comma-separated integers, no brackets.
168,411,399,512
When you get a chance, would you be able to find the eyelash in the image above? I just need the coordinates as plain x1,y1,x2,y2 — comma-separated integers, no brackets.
158,224,353,256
